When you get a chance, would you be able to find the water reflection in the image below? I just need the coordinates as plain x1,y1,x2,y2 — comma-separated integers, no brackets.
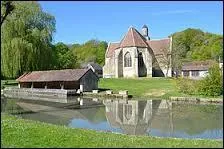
103,99,175,135
1,96,223,139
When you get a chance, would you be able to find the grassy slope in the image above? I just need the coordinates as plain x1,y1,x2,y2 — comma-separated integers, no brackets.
1,114,222,148
99,78,185,98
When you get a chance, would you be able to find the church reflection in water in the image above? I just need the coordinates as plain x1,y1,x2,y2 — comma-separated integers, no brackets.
2,95,222,139
103,99,173,135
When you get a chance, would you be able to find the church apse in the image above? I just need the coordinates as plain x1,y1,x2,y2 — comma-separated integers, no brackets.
103,25,172,78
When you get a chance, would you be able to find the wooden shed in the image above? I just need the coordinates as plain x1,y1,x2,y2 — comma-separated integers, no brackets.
16,69,99,92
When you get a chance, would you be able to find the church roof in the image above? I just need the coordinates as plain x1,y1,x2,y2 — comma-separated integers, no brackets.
106,42,120,58
120,27,148,48
105,27,171,58
147,38,171,55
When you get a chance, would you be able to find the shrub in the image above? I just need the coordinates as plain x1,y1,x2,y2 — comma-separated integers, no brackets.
175,78,199,95
198,63,223,96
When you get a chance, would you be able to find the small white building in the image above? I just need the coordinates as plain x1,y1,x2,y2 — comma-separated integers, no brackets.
181,60,216,80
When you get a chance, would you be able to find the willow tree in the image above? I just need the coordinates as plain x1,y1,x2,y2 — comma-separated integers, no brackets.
1,1,14,26
1,1,56,79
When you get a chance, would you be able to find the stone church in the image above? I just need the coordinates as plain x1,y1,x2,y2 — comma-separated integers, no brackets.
103,25,172,78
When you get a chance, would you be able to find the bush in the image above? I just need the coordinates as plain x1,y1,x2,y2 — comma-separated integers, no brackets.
198,64,223,96
175,78,199,95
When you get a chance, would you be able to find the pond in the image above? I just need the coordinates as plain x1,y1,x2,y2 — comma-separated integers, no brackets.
1,95,223,139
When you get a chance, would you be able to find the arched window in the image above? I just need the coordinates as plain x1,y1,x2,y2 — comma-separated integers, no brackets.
124,52,132,67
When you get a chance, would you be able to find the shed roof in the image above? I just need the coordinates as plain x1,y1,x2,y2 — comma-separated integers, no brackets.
88,63,102,71
16,69,91,82
182,60,216,71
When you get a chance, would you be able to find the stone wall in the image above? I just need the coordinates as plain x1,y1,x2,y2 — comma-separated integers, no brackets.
138,47,152,77
181,70,208,80
103,57,115,78
153,54,172,77
3,87,76,98
122,47,138,78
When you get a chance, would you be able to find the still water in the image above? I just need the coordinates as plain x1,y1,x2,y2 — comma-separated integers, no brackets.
1,96,223,139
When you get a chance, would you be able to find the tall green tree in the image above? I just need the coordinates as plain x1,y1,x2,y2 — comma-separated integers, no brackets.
171,28,223,76
1,1,56,79
1,1,14,26
71,39,107,67
52,42,78,69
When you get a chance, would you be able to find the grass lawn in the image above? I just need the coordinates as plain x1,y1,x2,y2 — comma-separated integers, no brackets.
1,114,222,148
99,78,186,98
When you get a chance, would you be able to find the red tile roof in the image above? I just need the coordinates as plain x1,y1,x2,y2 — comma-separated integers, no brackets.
182,60,216,71
16,69,91,82
147,38,171,55
105,27,171,58
106,42,120,58
120,27,148,48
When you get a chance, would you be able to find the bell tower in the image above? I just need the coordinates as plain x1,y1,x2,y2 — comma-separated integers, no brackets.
142,25,150,40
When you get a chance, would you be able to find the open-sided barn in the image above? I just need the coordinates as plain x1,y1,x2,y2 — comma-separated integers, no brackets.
16,69,99,92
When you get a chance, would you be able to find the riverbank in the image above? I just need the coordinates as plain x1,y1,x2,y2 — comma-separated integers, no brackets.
99,78,223,100
1,78,223,101
1,114,222,148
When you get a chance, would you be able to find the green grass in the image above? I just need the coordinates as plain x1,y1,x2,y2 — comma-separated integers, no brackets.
98,78,223,99
99,78,186,98
1,114,222,148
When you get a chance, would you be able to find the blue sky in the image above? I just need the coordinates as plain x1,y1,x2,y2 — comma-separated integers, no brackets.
39,1,223,44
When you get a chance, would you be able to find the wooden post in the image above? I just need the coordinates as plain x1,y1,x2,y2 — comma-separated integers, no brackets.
80,99,83,106
80,84,83,92
45,82,47,89
61,82,64,90
31,82,33,89
77,97,80,101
